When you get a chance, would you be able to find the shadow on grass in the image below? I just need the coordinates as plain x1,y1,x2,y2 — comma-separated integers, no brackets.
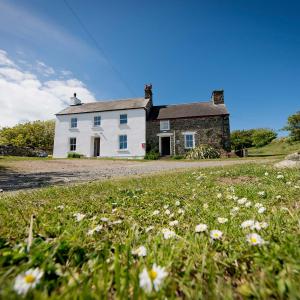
0,167,83,191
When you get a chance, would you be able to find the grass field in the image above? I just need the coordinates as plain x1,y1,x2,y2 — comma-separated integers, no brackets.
0,163,300,299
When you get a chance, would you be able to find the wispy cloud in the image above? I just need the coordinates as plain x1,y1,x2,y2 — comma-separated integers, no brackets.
0,50,96,127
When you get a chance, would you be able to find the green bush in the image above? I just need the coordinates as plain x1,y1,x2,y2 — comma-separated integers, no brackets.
185,145,220,159
144,150,159,160
252,128,277,147
172,155,184,160
67,152,82,158
282,111,300,142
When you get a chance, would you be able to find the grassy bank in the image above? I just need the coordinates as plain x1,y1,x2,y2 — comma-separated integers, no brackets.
0,163,300,299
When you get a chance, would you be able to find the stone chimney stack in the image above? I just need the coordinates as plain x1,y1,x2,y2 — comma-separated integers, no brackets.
212,90,224,105
144,84,153,104
70,93,82,106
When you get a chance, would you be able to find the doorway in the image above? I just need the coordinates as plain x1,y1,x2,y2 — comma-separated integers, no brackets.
161,136,170,156
94,137,100,157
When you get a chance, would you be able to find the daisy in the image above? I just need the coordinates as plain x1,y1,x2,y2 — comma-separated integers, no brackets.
165,209,171,215
161,228,176,239
210,230,223,240
260,221,268,229
195,224,207,232
217,193,222,199
132,245,147,257
286,181,292,185
233,195,239,201
163,205,169,209
203,203,209,209
264,172,269,176
258,207,266,214
230,207,239,216
246,233,265,245
100,217,109,222
145,226,154,233
55,205,65,210
258,191,266,197
277,174,284,179
14,268,43,295
111,220,122,225
175,201,180,206
237,198,247,205
178,208,185,214
254,203,263,208
275,195,282,200
73,213,86,222
152,210,160,216
217,217,228,224
169,220,179,227
139,264,168,293
241,220,255,229
87,225,103,236
245,201,252,208
250,221,262,231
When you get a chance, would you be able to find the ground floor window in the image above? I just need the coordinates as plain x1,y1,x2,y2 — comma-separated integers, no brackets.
184,134,195,149
70,137,76,151
119,135,127,150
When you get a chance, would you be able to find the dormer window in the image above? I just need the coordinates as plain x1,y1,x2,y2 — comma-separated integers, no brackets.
160,120,170,131
120,114,127,125
70,117,77,128
94,116,101,127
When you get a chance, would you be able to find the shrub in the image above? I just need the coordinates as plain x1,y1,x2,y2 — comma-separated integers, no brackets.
282,111,300,142
185,145,220,159
230,130,254,150
252,128,277,147
67,152,82,158
172,155,184,160
144,150,159,160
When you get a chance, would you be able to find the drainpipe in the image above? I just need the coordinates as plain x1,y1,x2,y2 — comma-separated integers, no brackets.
173,130,176,156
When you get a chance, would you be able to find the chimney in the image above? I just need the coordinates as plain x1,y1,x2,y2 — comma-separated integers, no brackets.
70,93,82,106
212,90,224,105
144,84,153,103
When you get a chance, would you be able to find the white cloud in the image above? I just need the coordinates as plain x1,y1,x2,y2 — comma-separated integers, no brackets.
0,50,96,127
35,60,55,76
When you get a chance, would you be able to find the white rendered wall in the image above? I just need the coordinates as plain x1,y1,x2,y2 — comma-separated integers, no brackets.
53,108,146,158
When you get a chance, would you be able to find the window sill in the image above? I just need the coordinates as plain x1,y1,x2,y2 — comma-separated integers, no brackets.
118,149,129,152
92,126,102,130
69,128,79,131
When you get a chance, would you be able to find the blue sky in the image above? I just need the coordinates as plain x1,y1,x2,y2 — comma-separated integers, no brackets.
0,0,299,133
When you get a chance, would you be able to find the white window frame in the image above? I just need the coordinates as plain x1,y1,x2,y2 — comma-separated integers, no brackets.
183,132,195,149
93,115,101,127
69,137,77,151
119,134,128,150
119,114,128,125
160,120,170,131
70,117,77,128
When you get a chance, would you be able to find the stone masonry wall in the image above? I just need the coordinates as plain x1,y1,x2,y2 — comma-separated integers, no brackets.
146,115,230,155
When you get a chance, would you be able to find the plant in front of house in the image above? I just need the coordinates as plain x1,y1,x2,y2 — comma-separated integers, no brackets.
185,145,220,159
67,152,83,158
144,150,159,160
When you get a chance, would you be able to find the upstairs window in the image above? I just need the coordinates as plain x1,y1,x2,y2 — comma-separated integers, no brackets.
119,135,127,150
70,117,77,128
184,134,195,149
94,116,101,127
160,120,170,131
120,114,128,125
70,137,77,151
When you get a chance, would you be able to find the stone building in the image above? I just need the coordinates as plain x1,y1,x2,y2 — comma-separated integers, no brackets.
146,88,230,156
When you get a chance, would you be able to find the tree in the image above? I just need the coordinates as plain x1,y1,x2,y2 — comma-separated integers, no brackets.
230,130,254,150
0,120,55,152
252,128,277,147
283,111,300,142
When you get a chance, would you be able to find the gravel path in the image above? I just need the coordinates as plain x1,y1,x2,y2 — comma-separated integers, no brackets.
0,158,270,191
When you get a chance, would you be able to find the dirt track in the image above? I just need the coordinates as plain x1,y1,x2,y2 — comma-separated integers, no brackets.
0,158,270,191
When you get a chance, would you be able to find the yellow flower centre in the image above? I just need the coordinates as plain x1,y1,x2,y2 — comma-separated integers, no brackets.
250,237,257,244
149,269,157,281
213,233,219,238
24,274,36,284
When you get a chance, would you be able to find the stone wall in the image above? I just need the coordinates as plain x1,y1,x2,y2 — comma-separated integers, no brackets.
146,115,230,155
0,145,48,157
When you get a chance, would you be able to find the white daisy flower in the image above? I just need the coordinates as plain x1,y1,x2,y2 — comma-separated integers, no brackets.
112,208,117,213
14,268,43,295
145,226,154,233
230,207,239,216
161,228,176,239
250,221,262,231
100,217,109,222
163,205,169,209
258,191,266,197
165,209,171,215
254,203,263,208
217,217,228,224
245,201,252,208
87,225,103,236
277,174,284,179
246,233,265,245
203,203,209,209
275,195,282,200
264,172,269,176
178,208,185,214
241,220,255,229
210,230,223,240
152,210,160,216
258,207,266,214
111,220,122,225
286,181,292,185
55,205,65,210
195,224,207,232
233,195,239,201
175,201,180,206
132,245,147,257
237,198,247,205
260,221,268,229
169,220,179,227
139,264,168,293
73,213,86,222
217,193,222,199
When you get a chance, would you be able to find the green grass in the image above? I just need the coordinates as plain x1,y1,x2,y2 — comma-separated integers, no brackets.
248,139,300,157
0,164,300,299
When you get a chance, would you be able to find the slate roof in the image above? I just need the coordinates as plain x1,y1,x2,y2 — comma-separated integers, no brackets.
56,97,150,115
149,102,229,120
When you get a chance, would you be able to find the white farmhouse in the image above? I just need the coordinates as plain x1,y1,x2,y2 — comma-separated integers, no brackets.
53,86,152,158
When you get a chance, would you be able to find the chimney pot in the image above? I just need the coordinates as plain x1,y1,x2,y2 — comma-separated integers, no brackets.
212,90,224,105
